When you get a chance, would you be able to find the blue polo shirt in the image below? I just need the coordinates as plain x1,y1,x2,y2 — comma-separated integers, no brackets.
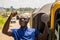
11,27,41,40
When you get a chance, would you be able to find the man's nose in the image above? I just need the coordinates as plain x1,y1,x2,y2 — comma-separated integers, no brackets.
21,19,25,21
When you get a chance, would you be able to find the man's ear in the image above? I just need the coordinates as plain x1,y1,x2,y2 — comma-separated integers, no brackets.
28,18,30,21
27,18,30,23
28,18,30,20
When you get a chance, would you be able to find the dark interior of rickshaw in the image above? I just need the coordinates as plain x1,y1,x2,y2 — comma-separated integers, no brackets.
32,13,50,40
55,8,60,40
32,13,50,33
55,8,60,32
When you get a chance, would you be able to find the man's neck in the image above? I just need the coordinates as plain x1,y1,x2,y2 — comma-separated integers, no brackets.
20,26,28,30
21,26,27,28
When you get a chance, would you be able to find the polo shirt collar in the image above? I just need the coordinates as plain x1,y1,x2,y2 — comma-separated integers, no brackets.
20,26,28,31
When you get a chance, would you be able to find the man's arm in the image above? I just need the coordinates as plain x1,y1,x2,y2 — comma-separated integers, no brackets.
2,11,17,36
2,15,12,36
38,23,49,40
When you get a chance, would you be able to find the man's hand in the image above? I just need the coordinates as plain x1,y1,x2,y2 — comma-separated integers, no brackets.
10,10,17,18
41,14,49,24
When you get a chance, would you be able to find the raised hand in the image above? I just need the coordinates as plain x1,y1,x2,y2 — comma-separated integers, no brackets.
10,10,17,18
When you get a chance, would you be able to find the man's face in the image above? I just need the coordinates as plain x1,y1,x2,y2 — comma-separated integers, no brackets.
19,15,29,27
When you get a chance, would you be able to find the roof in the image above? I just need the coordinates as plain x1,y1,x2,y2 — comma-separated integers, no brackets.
33,3,53,17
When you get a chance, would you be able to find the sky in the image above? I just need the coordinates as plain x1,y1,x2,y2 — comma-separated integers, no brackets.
0,0,55,8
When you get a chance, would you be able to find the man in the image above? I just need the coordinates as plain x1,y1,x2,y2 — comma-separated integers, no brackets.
2,11,48,40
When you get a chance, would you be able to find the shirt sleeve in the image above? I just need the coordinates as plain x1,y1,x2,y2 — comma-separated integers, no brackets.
11,29,19,40
11,29,15,37
35,29,41,37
